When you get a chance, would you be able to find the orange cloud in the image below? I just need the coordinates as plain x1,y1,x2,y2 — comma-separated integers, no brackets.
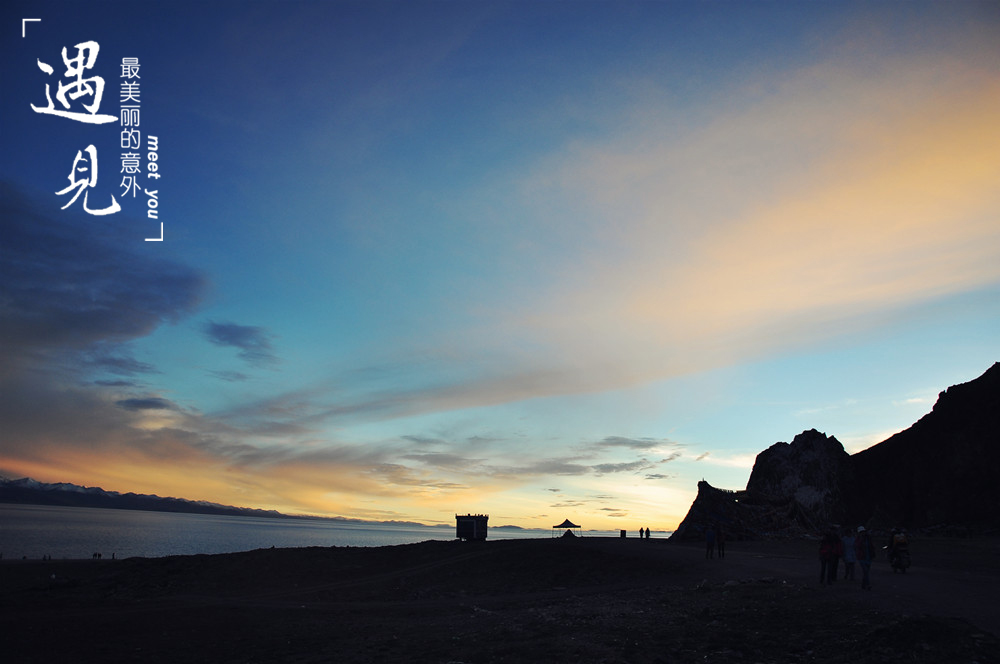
511,52,1000,385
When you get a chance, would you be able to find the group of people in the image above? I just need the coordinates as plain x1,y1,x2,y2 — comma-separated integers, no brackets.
704,524,725,559
820,526,877,590
695,520,902,590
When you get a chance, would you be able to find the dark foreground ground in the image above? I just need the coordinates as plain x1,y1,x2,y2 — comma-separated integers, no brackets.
2,536,998,663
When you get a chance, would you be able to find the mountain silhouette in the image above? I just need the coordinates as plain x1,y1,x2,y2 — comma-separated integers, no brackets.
671,362,1000,539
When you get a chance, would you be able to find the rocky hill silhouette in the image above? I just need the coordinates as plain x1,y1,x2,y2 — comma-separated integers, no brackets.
671,362,1000,540
853,361,1000,531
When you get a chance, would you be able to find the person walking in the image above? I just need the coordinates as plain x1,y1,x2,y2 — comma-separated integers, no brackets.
819,529,839,585
705,525,716,559
855,526,876,590
828,531,842,584
716,524,726,559
841,528,857,581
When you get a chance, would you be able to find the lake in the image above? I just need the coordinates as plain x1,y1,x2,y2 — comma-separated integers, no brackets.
0,504,647,559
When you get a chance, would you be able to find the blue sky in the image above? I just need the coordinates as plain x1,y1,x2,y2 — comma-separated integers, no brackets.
2,1,998,529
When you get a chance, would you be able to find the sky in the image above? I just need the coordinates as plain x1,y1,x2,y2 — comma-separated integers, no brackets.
1,1,998,530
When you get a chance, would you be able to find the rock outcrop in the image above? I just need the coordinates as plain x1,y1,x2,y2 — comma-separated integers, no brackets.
671,431,859,541
668,480,815,542
670,362,1000,540
745,429,859,529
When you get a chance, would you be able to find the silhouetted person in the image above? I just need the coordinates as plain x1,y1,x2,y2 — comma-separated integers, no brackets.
886,528,909,571
855,526,875,590
716,525,725,559
841,528,857,581
819,530,840,584
705,526,716,558
645,527,651,539
829,532,842,584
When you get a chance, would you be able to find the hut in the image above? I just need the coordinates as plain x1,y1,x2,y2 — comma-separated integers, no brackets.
456,514,488,541
552,518,582,537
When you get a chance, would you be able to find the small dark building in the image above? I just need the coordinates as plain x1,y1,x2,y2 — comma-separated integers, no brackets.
456,514,488,541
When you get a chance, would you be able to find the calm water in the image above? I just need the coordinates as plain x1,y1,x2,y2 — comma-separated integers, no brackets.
0,504,644,559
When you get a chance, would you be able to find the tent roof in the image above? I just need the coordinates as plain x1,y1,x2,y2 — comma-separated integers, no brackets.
553,519,580,528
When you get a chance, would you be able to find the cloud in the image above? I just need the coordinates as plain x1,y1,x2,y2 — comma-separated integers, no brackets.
196,48,1000,432
401,452,484,470
115,397,177,411
599,507,629,518
211,365,581,430
401,435,445,446
840,428,907,455
0,182,205,378
0,185,236,506
209,370,251,383
203,321,279,367
591,436,666,450
592,459,655,475
392,430,680,483
83,350,159,376
0,183,204,454
695,452,758,470
892,397,934,407
467,45,1000,404
365,463,469,492
493,458,593,478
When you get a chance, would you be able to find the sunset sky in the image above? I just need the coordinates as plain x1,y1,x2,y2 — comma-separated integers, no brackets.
2,1,998,530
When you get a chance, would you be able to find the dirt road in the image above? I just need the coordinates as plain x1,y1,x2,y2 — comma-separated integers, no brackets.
615,536,1000,636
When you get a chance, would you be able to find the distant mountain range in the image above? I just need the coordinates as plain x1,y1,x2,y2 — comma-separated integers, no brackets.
671,362,1000,539
0,478,444,527
0,477,536,530
0,477,295,519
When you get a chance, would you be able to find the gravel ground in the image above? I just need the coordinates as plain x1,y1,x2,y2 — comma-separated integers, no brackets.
2,536,998,663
